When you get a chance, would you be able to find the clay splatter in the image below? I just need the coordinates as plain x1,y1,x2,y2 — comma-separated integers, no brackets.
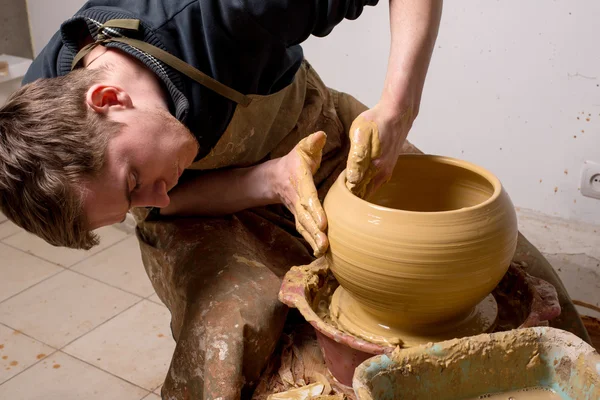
564,169,568,175
36,353,46,360
0,344,4,349
52,364,61,369
554,187,558,193
9,360,18,366
157,333,165,338
2,356,7,360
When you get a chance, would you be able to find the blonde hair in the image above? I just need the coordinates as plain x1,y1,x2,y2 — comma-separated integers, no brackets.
0,68,122,249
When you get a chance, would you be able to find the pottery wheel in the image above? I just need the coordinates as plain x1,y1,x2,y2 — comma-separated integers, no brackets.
329,286,498,347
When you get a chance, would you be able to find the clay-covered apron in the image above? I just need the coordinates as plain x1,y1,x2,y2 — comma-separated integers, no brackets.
74,19,590,400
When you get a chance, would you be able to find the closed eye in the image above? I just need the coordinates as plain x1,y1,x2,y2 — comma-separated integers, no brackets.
133,172,141,191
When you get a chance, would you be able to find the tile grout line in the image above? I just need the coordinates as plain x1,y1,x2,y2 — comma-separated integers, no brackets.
0,244,152,307
0,261,148,309
58,297,145,351
67,267,152,300
0,299,156,393
0,269,67,306
0,321,59,349
1,241,70,268
144,292,166,307
60,348,158,394
58,295,172,394
1,298,162,394
0,221,23,242
0,229,167,394
0,348,61,388
0,321,60,387
0,346,156,395
54,297,162,394
1,228,133,270
65,232,135,270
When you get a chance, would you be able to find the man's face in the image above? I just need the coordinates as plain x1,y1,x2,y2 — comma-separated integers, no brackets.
83,107,198,230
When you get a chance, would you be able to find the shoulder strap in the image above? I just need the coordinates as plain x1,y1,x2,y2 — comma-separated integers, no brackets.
71,19,252,107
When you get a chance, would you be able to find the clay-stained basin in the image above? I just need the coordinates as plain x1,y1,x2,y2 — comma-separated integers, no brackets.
323,155,518,341
353,327,600,400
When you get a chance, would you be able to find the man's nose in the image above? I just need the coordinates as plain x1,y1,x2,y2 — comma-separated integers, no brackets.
131,180,170,208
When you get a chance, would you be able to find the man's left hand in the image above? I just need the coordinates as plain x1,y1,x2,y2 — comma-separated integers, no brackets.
346,102,416,198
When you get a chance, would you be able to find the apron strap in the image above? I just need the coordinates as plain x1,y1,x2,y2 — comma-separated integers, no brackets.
71,19,252,107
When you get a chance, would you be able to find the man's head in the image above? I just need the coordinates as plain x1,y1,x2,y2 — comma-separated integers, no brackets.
0,63,198,249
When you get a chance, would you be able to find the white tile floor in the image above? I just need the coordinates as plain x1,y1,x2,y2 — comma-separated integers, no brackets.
0,218,173,399
0,209,598,399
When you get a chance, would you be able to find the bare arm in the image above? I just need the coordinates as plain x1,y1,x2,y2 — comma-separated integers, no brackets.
346,0,442,197
161,161,278,217
161,132,329,256
381,0,442,114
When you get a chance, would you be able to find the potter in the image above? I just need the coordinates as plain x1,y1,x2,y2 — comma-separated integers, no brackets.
1,0,595,397
0,0,445,396
324,154,518,346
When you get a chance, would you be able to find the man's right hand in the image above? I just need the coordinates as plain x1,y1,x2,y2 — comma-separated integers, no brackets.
272,131,329,257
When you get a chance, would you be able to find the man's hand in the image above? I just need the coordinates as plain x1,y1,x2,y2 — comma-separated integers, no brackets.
160,131,328,258
274,131,328,257
346,103,415,198
346,0,442,198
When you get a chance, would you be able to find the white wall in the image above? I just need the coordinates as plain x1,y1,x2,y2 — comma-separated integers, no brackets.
27,0,600,225
26,0,86,56
303,1,600,225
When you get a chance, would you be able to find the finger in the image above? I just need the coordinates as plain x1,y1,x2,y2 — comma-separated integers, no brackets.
297,131,327,173
364,176,382,200
346,119,372,187
296,172,327,231
296,220,319,255
350,162,378,199
313,232,329,258
364,167,392,199
346,117,381,197
296,203,329,255
296,216,329,257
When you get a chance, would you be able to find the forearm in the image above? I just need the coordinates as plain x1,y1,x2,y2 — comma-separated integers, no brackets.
381,0,442,116
161,160,279,217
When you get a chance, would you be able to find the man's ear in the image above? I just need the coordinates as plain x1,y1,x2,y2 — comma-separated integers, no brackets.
85,84,132,114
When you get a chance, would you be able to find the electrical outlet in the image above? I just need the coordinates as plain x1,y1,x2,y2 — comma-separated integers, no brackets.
580,161,600,200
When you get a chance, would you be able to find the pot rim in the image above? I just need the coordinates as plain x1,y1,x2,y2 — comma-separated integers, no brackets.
339,154,503,215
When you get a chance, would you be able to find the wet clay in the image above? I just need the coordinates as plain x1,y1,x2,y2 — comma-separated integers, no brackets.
330,286,498,347
466,387,563,400
354,328,600,400
355,329,546,400
346,116,381,198
288,131,328,257
323,155,518,345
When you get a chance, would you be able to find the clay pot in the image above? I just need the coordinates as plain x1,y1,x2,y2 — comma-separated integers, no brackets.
323,155,518,333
